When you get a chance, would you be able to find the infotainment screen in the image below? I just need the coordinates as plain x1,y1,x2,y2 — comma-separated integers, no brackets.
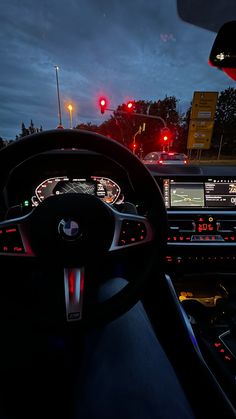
163,179,236,208
205,182,236,207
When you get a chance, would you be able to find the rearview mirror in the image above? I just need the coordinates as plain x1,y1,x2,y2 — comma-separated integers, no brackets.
209,21,236,81
177,0,236,32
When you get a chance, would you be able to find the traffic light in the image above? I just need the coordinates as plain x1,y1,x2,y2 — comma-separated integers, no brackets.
160,127,171,143
99,98,107,114
126,101,135,112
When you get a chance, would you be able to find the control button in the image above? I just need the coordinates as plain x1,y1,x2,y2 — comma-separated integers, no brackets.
0,245,9,252
169,220,195,233
13,246,24,253
191,235,224,242
218,220,236,232
214,342,221,348
0,226,25,254
118,221,147,246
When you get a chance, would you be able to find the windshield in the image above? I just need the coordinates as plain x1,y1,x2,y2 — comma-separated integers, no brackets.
1,0,236,163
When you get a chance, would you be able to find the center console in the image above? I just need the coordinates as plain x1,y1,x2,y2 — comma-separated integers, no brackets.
159,176,236,270
158,174,236,408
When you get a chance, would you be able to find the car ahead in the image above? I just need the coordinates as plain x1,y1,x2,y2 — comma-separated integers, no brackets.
142,151,188,165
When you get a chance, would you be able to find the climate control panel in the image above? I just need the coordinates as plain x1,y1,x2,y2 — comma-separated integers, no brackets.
167,211,236,244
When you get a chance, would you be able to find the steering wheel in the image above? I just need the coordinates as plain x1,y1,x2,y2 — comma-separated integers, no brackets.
0,129,167,327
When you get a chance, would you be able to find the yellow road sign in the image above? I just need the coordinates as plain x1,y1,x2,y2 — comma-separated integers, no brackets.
187,91,218,149
187,120,215,149
190,91,218,120
189,120,214,131
187,132,213,149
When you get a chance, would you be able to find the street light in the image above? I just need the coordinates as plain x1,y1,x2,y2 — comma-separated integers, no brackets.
54,65,63,127
67,104,73,129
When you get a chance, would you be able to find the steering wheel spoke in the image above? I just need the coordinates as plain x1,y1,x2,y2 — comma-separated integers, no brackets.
64,267,84,322
0,214,35,257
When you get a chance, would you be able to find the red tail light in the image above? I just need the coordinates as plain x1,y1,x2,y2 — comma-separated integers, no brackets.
184,160,187,164
159,160,163,164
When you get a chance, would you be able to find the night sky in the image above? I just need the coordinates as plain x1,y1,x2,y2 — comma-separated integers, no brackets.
0,0,234,140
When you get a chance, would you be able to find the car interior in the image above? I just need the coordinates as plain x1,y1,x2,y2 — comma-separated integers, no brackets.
1,1,236,418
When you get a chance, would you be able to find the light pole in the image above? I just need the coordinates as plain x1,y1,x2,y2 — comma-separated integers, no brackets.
54,65,62,127
68,104,73,129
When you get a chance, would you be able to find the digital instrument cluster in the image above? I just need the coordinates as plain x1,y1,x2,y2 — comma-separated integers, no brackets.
31,176,124,207
163,178,236,209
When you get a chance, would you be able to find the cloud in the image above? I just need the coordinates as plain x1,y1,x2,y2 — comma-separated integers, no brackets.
0,0,234,139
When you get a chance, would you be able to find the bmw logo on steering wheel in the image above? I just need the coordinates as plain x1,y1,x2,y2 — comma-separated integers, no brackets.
58,219,81,240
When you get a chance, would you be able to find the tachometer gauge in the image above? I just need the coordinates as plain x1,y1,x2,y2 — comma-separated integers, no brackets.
33,176,122,206
91,176,121,204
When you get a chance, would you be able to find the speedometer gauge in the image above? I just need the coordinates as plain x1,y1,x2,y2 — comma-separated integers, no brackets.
35,177,69,202
33,176,122,206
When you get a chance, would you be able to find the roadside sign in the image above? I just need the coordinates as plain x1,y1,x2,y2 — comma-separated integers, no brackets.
189,120,214,131
187,130,214,149
187,120,215,150
190,91,218,120
187,91,218,150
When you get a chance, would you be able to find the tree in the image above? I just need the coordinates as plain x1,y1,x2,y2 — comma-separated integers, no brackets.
74,98,183,154
215,87,236,127
29,119,35,134
0,137,4,150
99,97,183,154
213,87,236,155
75,122,100,133
18,121,43,139
21,122,29,137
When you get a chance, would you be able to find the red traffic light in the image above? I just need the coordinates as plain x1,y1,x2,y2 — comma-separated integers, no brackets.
99,98,107,114
126,101,135,112
160,127,171,142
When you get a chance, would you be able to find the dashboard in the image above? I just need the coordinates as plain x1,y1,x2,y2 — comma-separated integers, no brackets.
2,150,236,272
